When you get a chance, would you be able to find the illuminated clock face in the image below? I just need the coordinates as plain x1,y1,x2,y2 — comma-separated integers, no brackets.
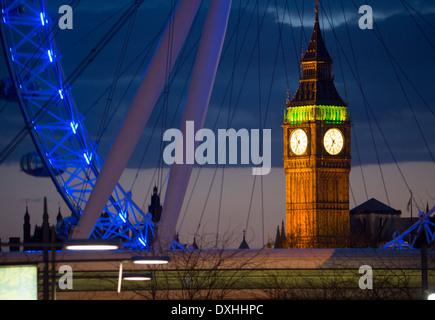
323,128,344,155
290,129,308,155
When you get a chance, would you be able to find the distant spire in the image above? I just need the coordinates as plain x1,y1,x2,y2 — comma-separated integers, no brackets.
265,233,272,249
274,225,281,248
149,186,162,223
23,203,31,246
191,237,199,250
24,203,30,223
239,230,250,249
56,204,63,222
42,197,49,244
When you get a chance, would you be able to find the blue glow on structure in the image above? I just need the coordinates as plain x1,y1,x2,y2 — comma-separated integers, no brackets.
138,237,147,247
83,153,92,165
9,48,14,62
70,121,78,134
2,0,159,250
119,211,127,223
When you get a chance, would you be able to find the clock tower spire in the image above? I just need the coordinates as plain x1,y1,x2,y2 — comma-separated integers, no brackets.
283,5,351,248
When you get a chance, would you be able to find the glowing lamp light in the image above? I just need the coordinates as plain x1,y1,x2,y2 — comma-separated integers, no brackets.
131,256,171,265
428,293,435,300
122,273,153,281
63,239,123,251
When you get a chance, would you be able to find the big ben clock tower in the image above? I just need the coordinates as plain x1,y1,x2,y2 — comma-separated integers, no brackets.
283,6,351,248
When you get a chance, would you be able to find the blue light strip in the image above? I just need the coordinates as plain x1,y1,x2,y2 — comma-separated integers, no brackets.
83,152,92,165
138,237,146,247
70,121,78,134
47,49,53,62
119,211,127,223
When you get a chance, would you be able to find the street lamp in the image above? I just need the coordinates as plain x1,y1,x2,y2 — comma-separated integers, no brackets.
131,256,171,265
122,273,153,281
63,239,123,251
117,256,171,293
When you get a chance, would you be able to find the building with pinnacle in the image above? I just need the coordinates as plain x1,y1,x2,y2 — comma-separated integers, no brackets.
283,7,351,248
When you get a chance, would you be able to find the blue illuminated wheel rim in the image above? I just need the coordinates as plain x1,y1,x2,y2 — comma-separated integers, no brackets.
0,0,159,249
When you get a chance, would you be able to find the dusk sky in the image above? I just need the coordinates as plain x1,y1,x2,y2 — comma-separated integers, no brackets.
0,0,434,248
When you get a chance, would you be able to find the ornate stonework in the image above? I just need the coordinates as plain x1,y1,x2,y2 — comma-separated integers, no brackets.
283,9,351,248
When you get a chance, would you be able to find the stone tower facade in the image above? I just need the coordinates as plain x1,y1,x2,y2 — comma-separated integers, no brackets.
283,7,351,248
